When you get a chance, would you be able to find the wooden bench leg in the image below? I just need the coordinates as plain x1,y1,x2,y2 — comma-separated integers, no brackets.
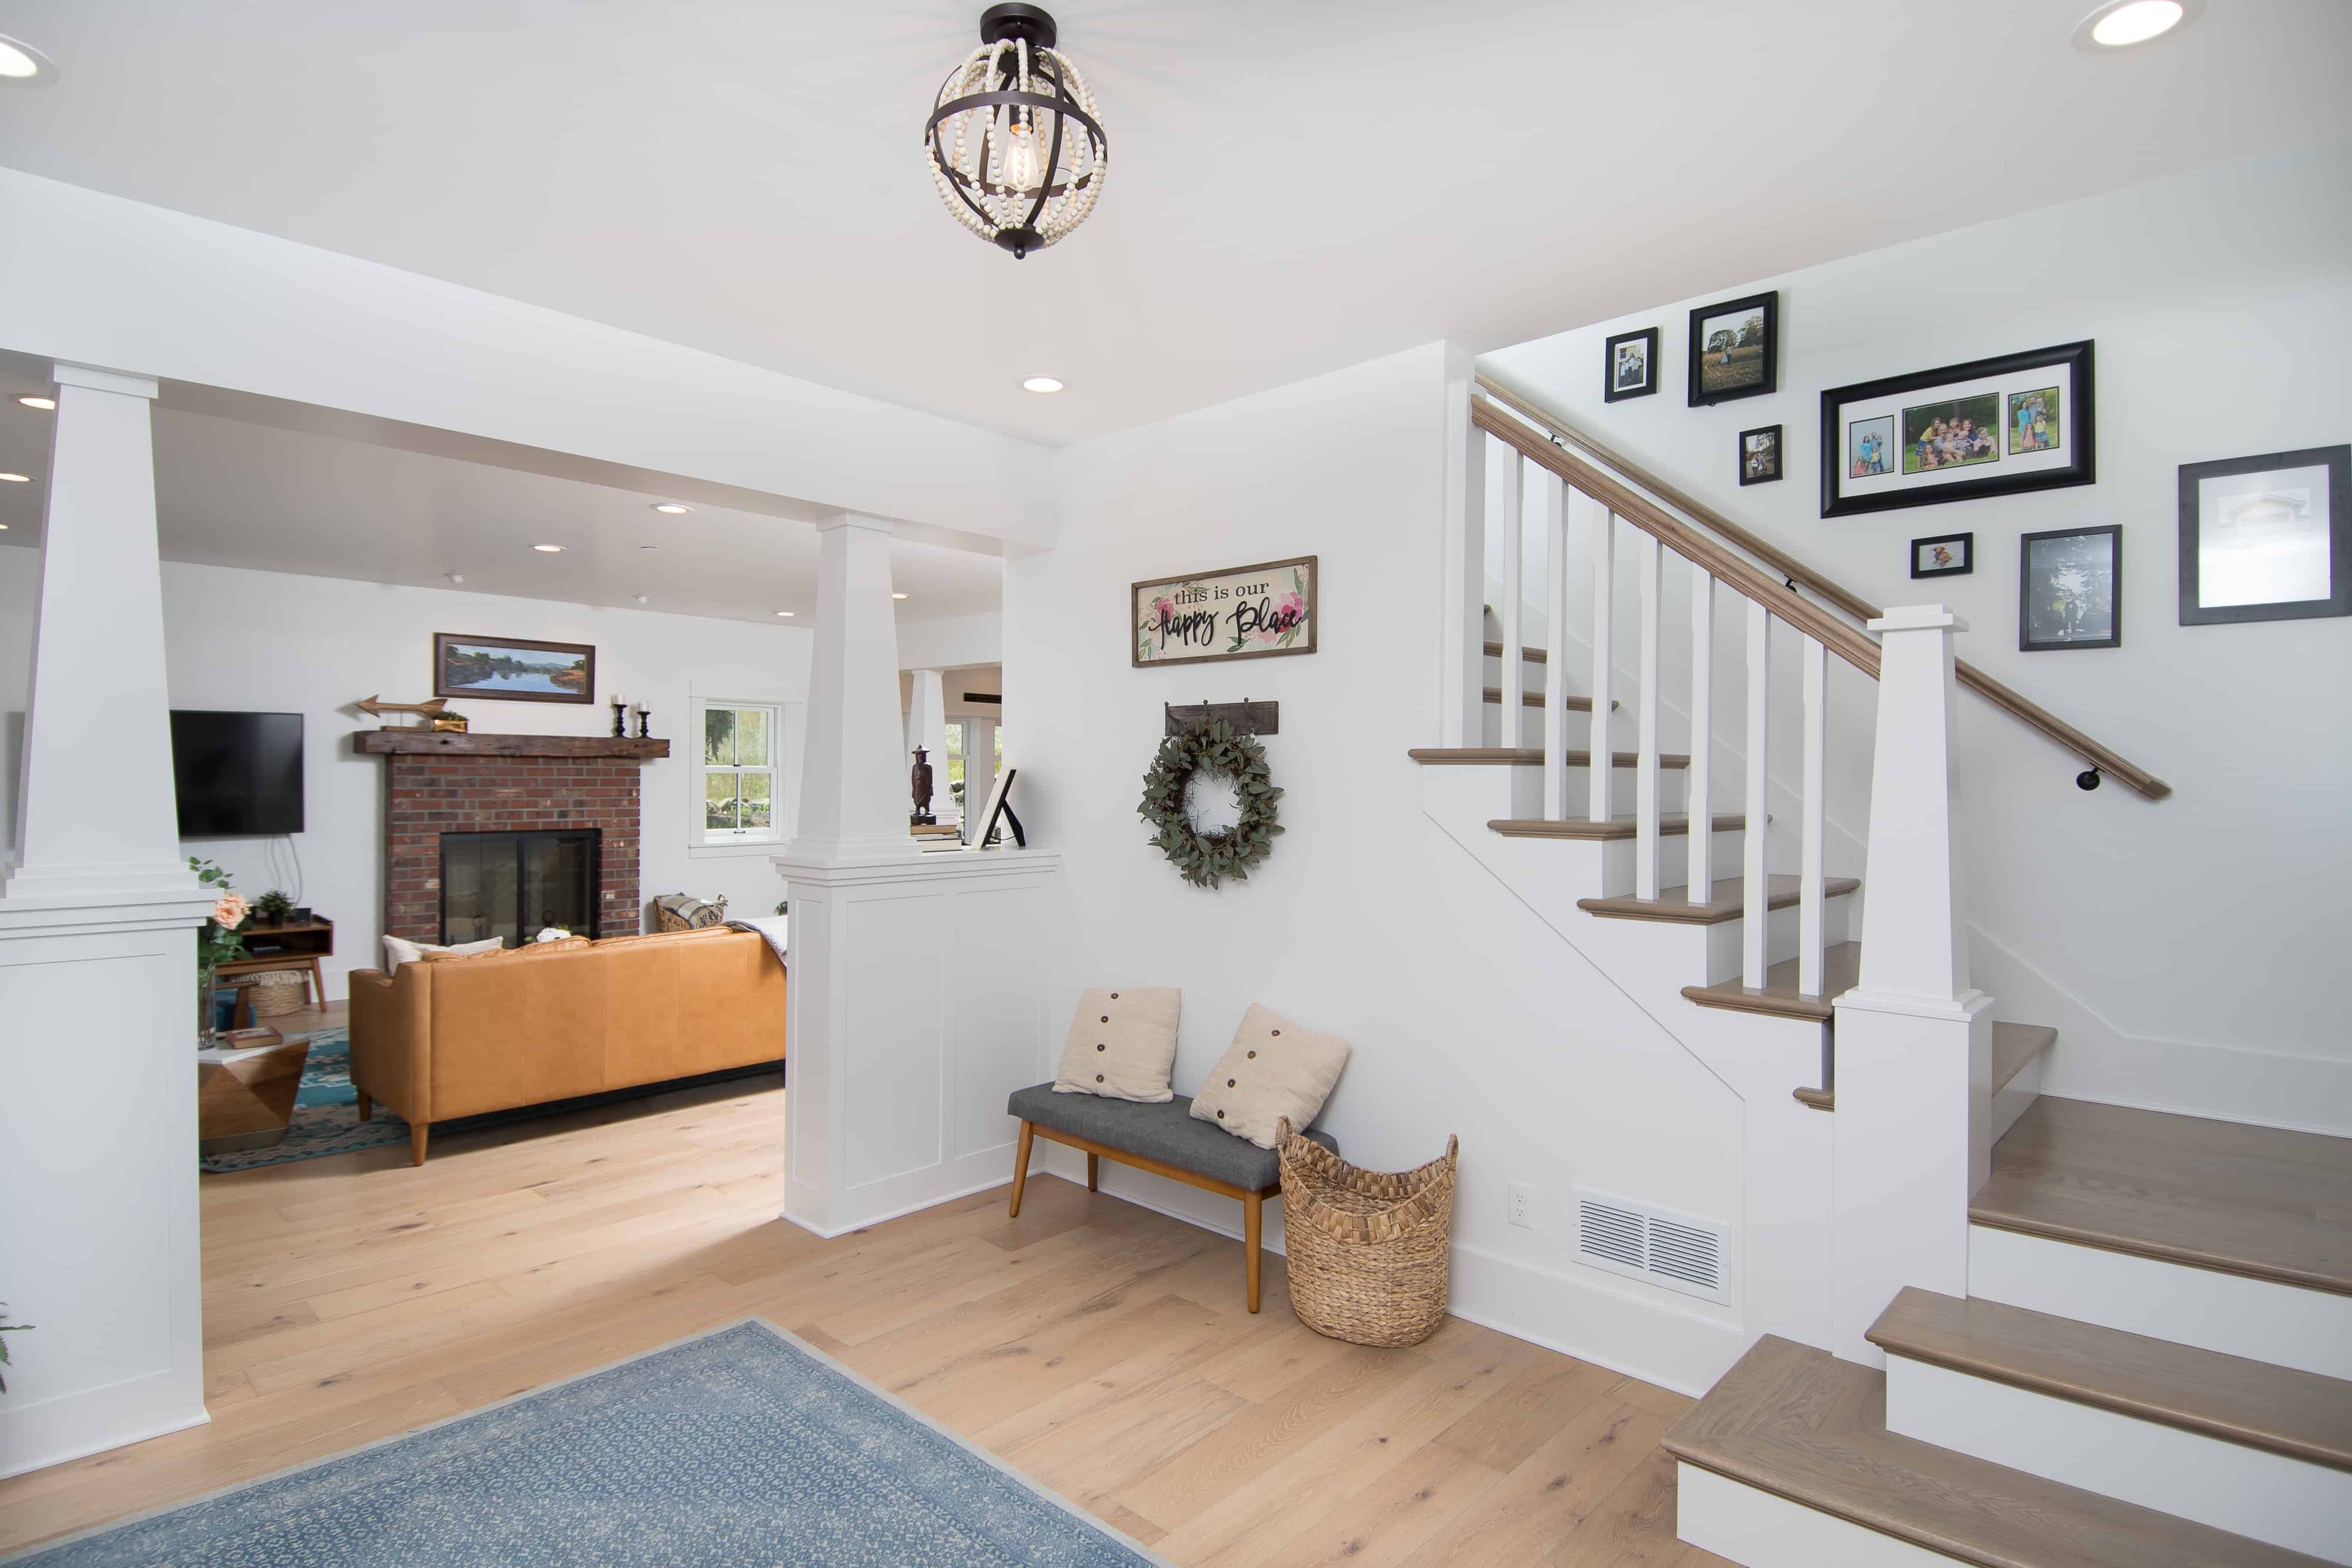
1009,1121,1034,1217
1086,1151,1100,1192
356,1091,372,1122
410,1122,429,1166
1244,1190,1265,1313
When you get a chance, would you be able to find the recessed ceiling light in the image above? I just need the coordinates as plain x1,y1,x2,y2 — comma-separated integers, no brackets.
0,35,56,82
15,394,55,410
532,543,564,553
0,473,31,483
774,610,796,617
651,502,691,515
2073,0,2196,49
1021,377,1065,394
634,594,650,605
892,592,910,600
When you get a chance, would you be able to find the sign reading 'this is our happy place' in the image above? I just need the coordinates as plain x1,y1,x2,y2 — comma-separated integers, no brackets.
1131,556,1318,668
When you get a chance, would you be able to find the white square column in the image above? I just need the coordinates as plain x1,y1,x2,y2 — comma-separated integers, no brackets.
0,363,216,1480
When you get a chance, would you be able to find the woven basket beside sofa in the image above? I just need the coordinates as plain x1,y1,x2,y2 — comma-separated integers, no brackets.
1276,1117,1459,1348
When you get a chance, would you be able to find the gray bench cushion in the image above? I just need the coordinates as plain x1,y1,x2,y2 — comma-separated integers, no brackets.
1008,1082,1338,1192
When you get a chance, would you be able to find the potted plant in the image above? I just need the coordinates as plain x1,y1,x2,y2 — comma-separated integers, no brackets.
0,1305,31,1392
253,890,293,927
192,858,249,1044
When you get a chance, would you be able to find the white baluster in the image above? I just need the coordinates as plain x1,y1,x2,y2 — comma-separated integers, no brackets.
1743,601,1770,987
1584,496,1614,825
1687,567,1714,902
1542,472,1571,821
1800,633,1828,996
1499,453,1526,749
1635,532,1662,900
1441,377,1486,747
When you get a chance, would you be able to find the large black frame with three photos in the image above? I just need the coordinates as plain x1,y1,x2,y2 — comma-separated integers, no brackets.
2177,444,2350,627
1819,342,2096,519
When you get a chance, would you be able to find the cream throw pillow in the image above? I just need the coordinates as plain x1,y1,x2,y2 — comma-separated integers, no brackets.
1053,988,1181,1102
382,934,502,975
1190,1004,1351,1149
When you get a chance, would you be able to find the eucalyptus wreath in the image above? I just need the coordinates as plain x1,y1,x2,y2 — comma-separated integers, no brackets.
1138,719,1283,890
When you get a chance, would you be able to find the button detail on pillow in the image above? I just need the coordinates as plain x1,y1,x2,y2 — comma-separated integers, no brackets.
1190,1003,1351,1149
1054,987,1180,1103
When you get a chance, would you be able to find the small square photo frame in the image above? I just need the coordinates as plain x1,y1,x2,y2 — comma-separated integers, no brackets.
1738,424,1783,486
2177,444,2350,626
1910,531,1973,578
1688,290,1778,407
2019,524,2122,651
1604,326,1659,403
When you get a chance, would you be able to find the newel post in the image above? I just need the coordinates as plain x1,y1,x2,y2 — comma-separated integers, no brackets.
1829,606,1993,1366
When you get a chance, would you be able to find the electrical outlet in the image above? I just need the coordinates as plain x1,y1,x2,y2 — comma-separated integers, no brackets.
1507,1181,1534,1229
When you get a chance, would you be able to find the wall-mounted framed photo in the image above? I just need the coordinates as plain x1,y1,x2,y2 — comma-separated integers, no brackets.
2019,524,2120,651
1820,341,2094,519
1604,326,1659,403
2177,444,2349,626
1132,556,1317,668
1910,532,1973,578
1688,291,1778,407
1738,424,1783,486
433,633,596,703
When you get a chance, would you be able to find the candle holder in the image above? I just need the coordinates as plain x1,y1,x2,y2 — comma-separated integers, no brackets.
633,706,652,740
609,696,627,738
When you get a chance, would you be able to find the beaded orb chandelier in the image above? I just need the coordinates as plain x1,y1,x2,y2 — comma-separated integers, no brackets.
924,4,1107,260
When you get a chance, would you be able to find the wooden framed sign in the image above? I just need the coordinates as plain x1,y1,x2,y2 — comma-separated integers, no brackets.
1132,556,1318,668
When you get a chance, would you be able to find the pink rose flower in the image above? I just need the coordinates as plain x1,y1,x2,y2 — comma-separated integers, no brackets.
1154,597,1174,628
212,892,249,928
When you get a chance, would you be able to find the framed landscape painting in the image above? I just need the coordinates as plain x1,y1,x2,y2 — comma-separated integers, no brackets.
1820,342,2095,518
433,633,596,703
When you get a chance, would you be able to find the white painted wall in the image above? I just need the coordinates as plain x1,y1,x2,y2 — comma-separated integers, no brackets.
0,550,811,997
1483,139,2352,1135
1005,344,1747,1393
896,610,1004,671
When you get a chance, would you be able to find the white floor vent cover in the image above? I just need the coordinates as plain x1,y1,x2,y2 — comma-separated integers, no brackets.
1572,1188,1735,1306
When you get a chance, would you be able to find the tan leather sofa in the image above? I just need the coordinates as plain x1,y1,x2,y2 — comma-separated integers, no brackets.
348,927,785,1164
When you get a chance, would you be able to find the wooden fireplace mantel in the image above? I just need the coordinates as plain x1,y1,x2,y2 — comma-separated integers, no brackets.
352,730,671,760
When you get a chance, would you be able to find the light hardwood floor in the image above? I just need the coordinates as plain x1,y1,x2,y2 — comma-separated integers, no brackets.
0,1009,1726,1566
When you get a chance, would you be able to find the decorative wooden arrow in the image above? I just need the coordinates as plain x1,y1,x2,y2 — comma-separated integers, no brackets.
355,695,450,720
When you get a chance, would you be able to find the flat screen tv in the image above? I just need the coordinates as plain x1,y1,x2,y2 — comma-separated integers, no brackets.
170,710,304,836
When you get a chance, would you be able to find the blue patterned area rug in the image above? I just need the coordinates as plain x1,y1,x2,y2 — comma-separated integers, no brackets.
6,1319,1166,1567
199,1028,411,1174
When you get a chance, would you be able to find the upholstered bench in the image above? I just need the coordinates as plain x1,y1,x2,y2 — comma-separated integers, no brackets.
1006,1082,1340,1312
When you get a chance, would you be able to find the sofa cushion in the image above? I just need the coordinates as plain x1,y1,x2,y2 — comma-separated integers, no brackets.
1053,987,1181,1103
382,934,501,975
1188,1004,1352,1150
1008,1082,1337,1193
425,935,591,964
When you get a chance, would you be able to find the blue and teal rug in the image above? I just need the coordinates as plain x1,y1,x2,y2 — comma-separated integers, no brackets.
6,1319,1165,1567
199,1028,412,1174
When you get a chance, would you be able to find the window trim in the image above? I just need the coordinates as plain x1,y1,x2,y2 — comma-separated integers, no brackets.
689,696,786,850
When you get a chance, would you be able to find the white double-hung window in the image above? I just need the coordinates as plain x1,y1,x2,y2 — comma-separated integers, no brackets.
695,699,782,845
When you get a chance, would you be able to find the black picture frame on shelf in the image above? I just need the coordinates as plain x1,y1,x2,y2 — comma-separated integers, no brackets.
1738,424,1783,486
1687,290,1778,407
2177,444,2350,626
1820,341,2094,519
1603,326,1659,403
2019,524,2122,651
1910,532,1974,578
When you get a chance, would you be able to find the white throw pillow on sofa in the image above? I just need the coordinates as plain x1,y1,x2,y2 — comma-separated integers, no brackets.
1053,988,1181,1102
382,934,502,975
1189,1004,1351,1149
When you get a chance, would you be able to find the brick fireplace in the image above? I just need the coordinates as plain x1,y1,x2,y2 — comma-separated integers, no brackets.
355,732,670,942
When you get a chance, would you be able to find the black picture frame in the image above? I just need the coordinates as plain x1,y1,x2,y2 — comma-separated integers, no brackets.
974,765,1025,849
1603,326,1659,403
2177,444,2350,626
432,633,596,704
1819,341,2095,519
1687,290,1778,407
1910,531,1974,579
1738,424,1783,486
2019,524,2122,652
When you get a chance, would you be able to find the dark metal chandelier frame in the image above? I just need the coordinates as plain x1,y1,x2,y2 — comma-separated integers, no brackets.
924,4,1107,259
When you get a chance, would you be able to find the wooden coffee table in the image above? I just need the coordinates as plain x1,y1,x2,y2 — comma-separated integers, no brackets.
196,1029,313,1157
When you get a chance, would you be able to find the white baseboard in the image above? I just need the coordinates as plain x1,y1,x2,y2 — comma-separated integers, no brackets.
1675,1462,1965,1567
0,1375,209,1482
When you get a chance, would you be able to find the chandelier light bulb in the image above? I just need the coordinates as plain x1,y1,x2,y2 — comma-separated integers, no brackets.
925,5,1107,259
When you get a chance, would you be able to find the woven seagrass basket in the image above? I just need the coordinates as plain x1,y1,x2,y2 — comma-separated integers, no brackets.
1276,1117,1458,1348
249,969,308,1018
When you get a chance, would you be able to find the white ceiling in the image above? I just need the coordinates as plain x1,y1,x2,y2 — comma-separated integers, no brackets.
0,376,1005,625
1,1,2346,446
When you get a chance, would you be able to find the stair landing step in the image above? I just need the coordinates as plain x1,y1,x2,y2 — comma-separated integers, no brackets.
1578,872,1858,926
1482,686,1616,711
1781,1021,2053,1112
1868,1286,2352,1472
1488,813,1743,841
1682,941,1862,1021
1664,1335,2330,1568
1407,746,1690,769
1972,1096,2352,1297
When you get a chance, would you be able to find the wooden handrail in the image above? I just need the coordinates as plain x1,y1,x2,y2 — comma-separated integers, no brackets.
1472,376,2171,801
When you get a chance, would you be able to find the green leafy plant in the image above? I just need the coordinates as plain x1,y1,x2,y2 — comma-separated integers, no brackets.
1138,718,1283,890
253,889,294,924
0,1305,32,1393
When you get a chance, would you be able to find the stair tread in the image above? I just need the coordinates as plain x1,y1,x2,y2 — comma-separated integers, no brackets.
1683,941,1863,1020
1971,1096,2352,1297
1481,685,1616,711
1868,1286,2352,1472
1406,746,1691,768
1488,813,1743,841
1991,1022,2057,1095
1578,873,1860,926
1663,1335,2332,1568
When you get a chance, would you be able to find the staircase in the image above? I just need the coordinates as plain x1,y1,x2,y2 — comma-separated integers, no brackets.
1424,374,2352,1565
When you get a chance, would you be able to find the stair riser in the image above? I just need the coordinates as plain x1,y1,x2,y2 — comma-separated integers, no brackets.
1594,828,1740,898
1883,1356,2352,1563
1675,1462,1959,1568
1698,897,1853,982
1987,1054,2042,1145
1970,1223,2352,1380
1480,703,1629,750
1503,765,1687,819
